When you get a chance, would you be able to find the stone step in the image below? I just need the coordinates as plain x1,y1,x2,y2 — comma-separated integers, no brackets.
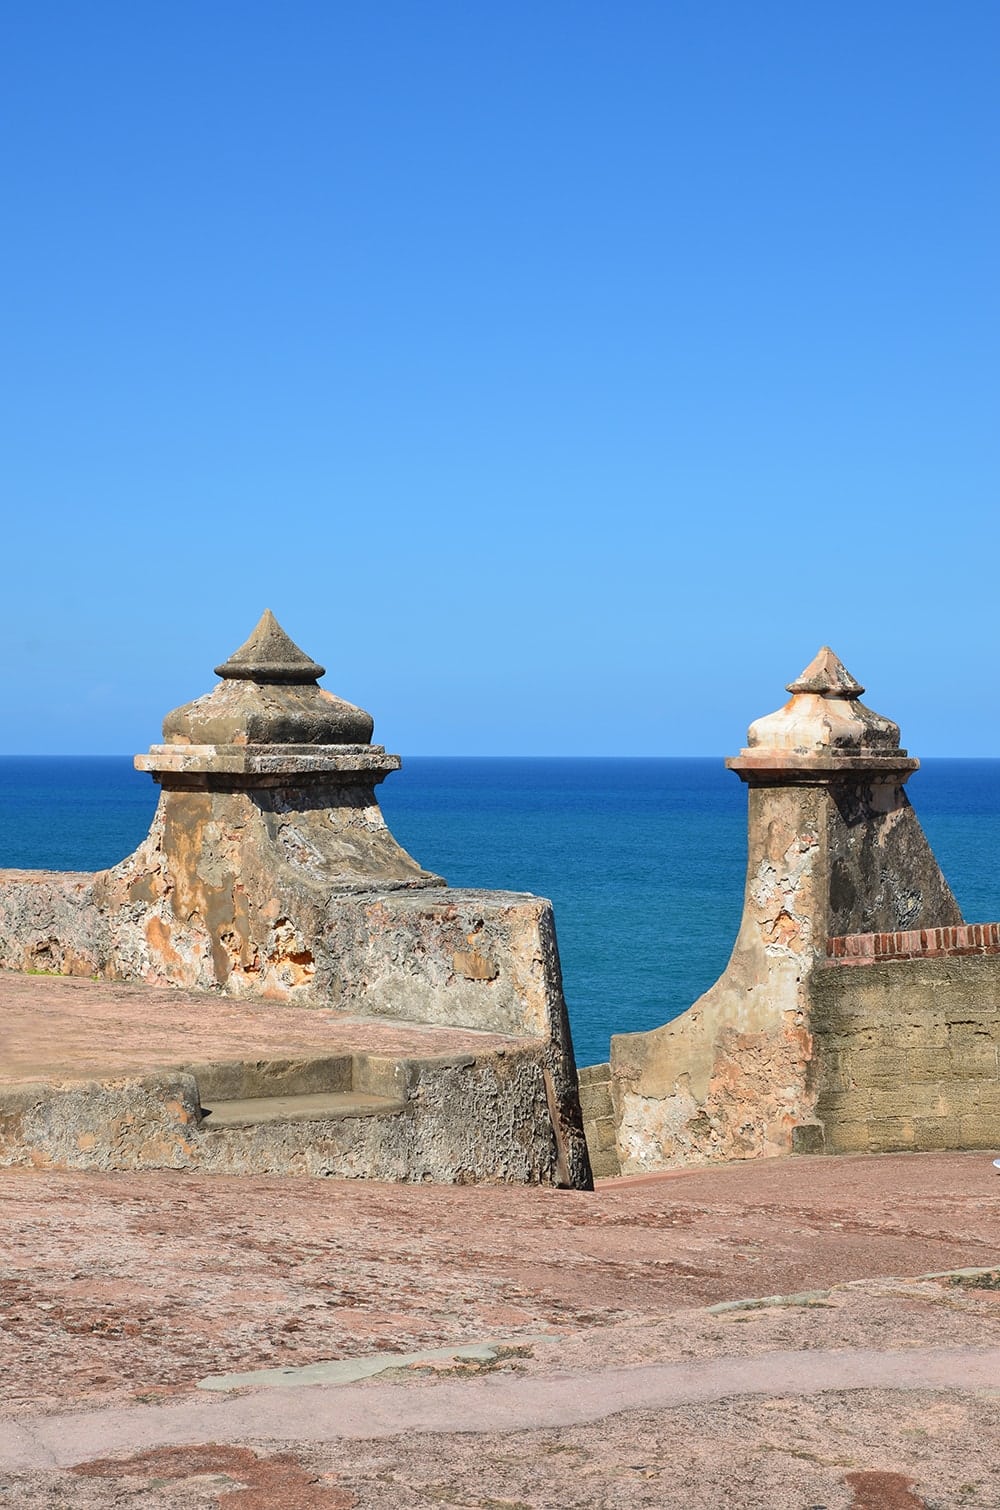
199,1089,407,1129
188,1056,355,1102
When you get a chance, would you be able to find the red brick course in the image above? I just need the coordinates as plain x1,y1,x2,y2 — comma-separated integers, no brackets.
826,921,1000,965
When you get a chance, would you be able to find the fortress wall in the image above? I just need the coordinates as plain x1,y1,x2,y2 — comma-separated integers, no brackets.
577,1061,620,1178
0,1046,569,1184
0,613,594,1188
0,869,106,977
811,948,1000,1153
607,647,982,1173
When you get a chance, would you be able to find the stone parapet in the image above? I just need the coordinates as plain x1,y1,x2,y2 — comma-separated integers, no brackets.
810,952,1000,1153
0,1048,570,1184
610,647,964,1173
0,613,592,1188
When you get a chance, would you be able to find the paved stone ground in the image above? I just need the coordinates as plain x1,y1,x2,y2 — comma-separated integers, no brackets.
0,972,528,1084
1,1152,998,1507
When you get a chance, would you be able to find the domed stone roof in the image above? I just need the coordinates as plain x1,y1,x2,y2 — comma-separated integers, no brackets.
161,610,375,748
745,646,902,757
727,647,917,781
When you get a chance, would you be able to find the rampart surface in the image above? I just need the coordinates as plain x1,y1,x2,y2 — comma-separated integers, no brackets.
0,613,591,1188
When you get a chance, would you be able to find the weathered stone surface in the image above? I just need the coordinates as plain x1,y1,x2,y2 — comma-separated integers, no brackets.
0,615,591,1187
577,1061,621,1177
747,646,905,759
0,967,589,1186
2,1151,999,1510
0,1049,566,1184
609,649,963,1173
213,608,327,682
162,683,376,750
811,953,1000,1152
135,744,399,778
164,610,375,746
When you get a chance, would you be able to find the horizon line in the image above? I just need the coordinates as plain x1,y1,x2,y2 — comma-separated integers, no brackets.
1,752,998,762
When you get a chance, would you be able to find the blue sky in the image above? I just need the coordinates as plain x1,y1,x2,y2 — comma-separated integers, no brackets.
2,2,997,755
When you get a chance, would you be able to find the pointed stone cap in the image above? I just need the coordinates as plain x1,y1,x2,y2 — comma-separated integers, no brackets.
726,647,917,782
786,647,864,698
140,612,378,764
214,609,326,684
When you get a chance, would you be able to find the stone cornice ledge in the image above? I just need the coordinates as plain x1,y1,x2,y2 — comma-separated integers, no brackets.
135,744,401,776
726,752,919,784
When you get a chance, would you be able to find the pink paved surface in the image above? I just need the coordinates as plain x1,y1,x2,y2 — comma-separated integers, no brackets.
0,971,528,1083
1,1152,998,1506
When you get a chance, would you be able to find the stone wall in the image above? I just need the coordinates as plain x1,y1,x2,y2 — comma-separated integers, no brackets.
812,937,1000,1153
0,613,594,1188
608,768,961,1172
0,1046,571,1183
577,1062,620,1178
606,648,978,1174
0,870,571,1044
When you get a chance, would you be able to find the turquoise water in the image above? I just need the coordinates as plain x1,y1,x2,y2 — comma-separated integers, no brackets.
2,757,1000,1067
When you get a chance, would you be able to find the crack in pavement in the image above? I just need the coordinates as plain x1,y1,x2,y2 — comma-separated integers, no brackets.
2,1345,999,1472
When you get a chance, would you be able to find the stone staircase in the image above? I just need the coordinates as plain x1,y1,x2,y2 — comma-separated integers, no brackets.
191,1054,408,1130
0,972,591,1186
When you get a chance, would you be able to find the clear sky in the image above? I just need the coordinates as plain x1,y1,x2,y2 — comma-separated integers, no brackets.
1,2,997,756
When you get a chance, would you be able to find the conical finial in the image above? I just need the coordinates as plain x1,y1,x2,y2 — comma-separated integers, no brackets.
729,644,906,770
214,610,326,684
786,647,864,698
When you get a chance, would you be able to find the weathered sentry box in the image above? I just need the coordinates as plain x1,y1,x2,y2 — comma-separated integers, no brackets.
0,613,591,1187
604,647,998,1172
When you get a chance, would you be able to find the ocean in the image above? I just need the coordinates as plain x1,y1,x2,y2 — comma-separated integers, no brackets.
2,756,1000,1069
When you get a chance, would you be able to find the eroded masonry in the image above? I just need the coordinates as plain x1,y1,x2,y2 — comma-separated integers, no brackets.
583,648,1000,1176
2,629,998,1183
0,613,591,1186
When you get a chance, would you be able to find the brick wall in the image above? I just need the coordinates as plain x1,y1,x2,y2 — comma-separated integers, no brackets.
827,922,1000,964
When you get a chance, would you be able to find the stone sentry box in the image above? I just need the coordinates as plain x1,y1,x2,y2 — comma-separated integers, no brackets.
606,648,999,1172
0,612,591,1187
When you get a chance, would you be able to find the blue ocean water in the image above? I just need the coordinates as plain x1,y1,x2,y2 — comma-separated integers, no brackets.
2,757,1000,1068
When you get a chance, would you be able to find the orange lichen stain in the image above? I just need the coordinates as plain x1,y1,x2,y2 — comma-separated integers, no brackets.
260,944,315,990
284,956,314,986
128,871,163,905
145,915,184,971
762,909,800,947
164,1101,190,1124
266,921,315,986
453,949,499,981
64,952,98,978
140,1134,196,1165
76,1133,96,1151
